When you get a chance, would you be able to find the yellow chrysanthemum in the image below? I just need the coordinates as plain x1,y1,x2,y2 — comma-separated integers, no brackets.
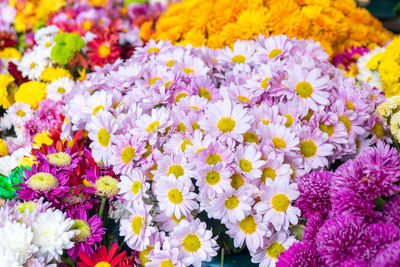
377,96,400,119
390,112,400,142
0,48,22,60
146,0,393,57
0,138,8,156
14,81,47,109
40,66,73,83
378,38,400,97
0,74,16,109
33,131,53,148
17,155,37,168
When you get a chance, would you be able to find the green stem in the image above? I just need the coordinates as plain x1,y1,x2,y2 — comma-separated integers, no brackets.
99,197,107,218
221,248,225,267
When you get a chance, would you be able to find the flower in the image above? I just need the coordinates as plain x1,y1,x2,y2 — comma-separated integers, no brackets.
255,180,300,231
78,243,129,267
276,241,322,267
117,170,149,203
14,81,47,109
234,144,265,180
111,134,146,175
169,218,219,267
31,209,76,262
0,73,15,108
46,77,75,102
87,30,121,68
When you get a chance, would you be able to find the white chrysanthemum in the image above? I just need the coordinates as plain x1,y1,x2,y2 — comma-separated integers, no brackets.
0,221,37,265
118,169,150,202
31,209,76,263
0,147,32,176
234,144,265,180
47,77,75,101
18,50,49,80
0,247,22,267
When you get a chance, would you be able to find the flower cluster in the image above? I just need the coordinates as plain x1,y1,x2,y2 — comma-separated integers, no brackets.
377,95,400,143
332,46,369,77
144,0,393,57
278,142,400,266
0,198,77,265
60,34,385,266
356,37,400,97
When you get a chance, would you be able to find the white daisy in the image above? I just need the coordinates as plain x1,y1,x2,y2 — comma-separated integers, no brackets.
261,123,300,154
195,162,233,198
6,102,32,128
118,169,150,203
234,144,265,180
254,180,300,231
218,40,256,66
18,50,49,80
46,77,75,102
153,153,195,182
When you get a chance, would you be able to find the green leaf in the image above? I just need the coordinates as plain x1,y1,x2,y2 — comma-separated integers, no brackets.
290,224,305,241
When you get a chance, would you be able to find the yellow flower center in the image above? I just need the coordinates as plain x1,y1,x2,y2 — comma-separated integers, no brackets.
45,41,52,48
232,55,246,64
139,246,153,265
239,159,253,172
71,219,91,242
98,44,111,58
47,152,72,167
271,193,290,212
238,96,250,103
174,92,189,103
131,216,144,235
97,128,110,147
372,122,384,138
146,121,160,132
338,115,351,133
319,123,334,137
182,234,201,252
172,214,186,223
268,49,283,58
198,88,211,100
300,140,317,158
168,188,183,204
261,167,276,182
189,106,199,110
166,60,175,67
121,146,135,163
206,153,222,165
82,20,92,31
183,68,195,75
205,171,221,185
284,114,294,127
243,131,259,143
30,62,36,69
148,77,162,86
177,122,187,132
239,215,257,234
345,100,355,110
57,87,66,94
16,110,25,117
217,117,236,133
295,81,313,98
224,196,239,210
92,105,105,115
131,181,142,194
262,120,270,125
143,142,152,158
165,81,173,89
161,260,175,267
230,173,244,190
180,140,192,152
272,137,286,149
167,164,184,178
261,77,270,89
192,122,201,130
303,109,314,122
94,262,111,267
27,172,59,191
95,175,119,197
147,47,160,54
266,242,285,259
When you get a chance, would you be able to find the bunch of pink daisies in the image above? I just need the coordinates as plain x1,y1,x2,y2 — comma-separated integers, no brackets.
61,35,386,266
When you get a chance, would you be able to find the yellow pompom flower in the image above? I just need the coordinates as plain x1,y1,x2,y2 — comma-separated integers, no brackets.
390,112,400,142
0,48,22,60
377,96,400,119
17,155,37,168
0,74,16,109
0,139,8,156
146,0,393,57
14,81,47,109
40,66,73,83
33,131,54,148
378,38,400,97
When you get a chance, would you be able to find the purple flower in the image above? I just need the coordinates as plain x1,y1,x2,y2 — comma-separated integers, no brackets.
302,213,324,243
371,240,400,267
295,171,332,217
276,241,323,267
383,195,400,225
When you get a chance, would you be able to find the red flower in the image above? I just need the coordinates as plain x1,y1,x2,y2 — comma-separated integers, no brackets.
87,29,121,68
78,243,129,267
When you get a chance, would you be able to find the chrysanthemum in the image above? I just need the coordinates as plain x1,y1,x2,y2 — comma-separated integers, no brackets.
218,40,255,66
206,187,254,224
117,170,149,203
87,30,121,67
255,34,294,62
226,213,269,253
234,144,265,180
146,239,185,267
87,111,118,166
195,162,233,198
250,230,297,267
78,243,129,267
169,218,219,267
175,54,210,76
5,102,32,128
260,151,292,186
199,99,253,142
153,153,195,181
31,209,76,262
282,66,330,111
111,134,146,175
255,180,300,231
68,213,105,259
46,77,75,102
297,128,334,171
262,123,299,154
154,174,198,218
276,241,323,267
195,141,234,167
120,201,156,251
